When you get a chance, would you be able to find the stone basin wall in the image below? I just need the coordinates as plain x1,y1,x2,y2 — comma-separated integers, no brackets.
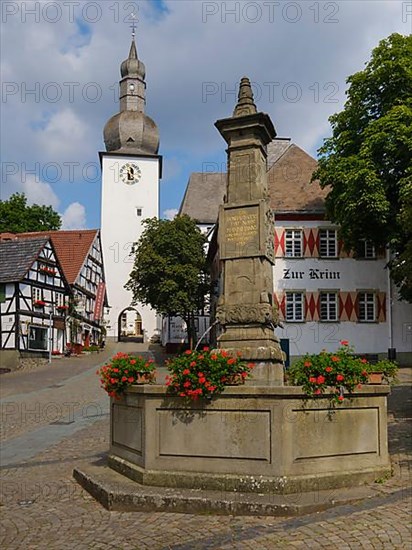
109,385,390,494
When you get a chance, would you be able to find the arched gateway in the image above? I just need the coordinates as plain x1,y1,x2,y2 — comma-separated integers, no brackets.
118,307,143,342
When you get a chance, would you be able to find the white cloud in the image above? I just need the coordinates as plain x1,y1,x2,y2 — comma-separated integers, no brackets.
163,208,178,220
61,202,87,229
5,174,60,209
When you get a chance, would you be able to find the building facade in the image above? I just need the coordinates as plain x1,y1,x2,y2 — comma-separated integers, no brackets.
1,230,108,354
0,236,69,365
100,39,161,342
180,139,412,365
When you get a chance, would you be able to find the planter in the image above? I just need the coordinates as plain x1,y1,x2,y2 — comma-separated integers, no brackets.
223,374,245,386
134,372,156,384
368,372,384,384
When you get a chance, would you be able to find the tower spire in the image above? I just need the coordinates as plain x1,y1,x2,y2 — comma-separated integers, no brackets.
233,77,257,117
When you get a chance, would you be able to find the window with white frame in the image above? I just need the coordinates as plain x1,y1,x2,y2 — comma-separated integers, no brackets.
319,229,337,258
358,292,376,322
285,292,305,322
320,292,338,321
32,287,43,303
362,240,376,259
285,229,303,257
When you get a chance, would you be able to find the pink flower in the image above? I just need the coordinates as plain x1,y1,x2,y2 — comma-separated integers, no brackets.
309,377,317,383
317,375,325,384
183,369,190,375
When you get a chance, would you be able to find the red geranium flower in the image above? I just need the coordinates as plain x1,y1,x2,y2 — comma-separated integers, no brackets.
331,356,339,362
336,374,344,382
185,350,192,355
183,369,190,375
304,361,312,367
340,340,349,346
309,376,317,383
317,375,325,384
325,366,332,373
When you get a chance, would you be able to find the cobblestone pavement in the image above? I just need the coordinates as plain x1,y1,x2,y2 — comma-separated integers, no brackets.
0,348,411,549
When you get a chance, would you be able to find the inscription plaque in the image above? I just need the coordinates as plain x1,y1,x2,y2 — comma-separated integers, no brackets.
220,203,261,259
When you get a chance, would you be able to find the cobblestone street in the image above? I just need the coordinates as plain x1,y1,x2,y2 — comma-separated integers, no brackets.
1,344,411,549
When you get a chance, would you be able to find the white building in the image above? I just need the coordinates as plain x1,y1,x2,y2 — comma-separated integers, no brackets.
180,139,412,365
100,39,161,342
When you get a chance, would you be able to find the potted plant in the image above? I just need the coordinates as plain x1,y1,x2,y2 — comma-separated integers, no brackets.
97,352,156,399
56,304,68,312
34,299,46,307
288,341,398,404
165,347,254,401
364,358,399,385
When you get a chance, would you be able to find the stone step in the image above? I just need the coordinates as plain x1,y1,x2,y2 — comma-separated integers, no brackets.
73,462,382,516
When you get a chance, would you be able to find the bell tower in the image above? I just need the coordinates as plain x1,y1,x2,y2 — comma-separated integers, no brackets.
100,31,161,341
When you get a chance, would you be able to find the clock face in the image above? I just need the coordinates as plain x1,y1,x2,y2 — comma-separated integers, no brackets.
120,162,141,185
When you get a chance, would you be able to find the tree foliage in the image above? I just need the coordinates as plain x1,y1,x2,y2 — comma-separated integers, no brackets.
0,193,62,233
313,33,412,300
125,215,210,345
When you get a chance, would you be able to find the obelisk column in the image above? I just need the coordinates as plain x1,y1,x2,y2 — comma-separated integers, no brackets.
215,77,284,385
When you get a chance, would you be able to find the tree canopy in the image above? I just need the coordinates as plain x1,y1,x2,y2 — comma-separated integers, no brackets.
125,215,210,345
0,193,62,233
313,33,412,301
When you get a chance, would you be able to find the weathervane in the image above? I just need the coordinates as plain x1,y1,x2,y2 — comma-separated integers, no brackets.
130,13,137,40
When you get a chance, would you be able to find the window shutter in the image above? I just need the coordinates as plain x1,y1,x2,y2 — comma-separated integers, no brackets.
377,292,386,322
274,229,285,257
305,292,319,321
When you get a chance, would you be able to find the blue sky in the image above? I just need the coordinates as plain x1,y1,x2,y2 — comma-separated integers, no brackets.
1,0,410,229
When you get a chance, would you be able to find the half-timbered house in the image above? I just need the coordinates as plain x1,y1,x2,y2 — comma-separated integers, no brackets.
17,230,108,350
0,236,70,364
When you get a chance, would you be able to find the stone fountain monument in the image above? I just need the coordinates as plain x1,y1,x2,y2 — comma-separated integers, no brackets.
215,77,284,384
74,78,391,514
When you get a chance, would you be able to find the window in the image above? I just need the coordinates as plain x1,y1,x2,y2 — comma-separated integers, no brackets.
319,229,337,258
285,292,304,322
358,292,376,322
358,240,376,259
320,292,338,321
285,229,303,257
28,326,48,350
136,207,143,217
32,288,43,303
0,284,5,303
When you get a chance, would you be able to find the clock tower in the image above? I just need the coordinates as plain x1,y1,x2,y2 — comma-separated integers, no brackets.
100,36,161,342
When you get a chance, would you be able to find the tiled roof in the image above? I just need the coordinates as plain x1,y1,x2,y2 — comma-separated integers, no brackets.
0,237,48,283
8,230,98,285
179,139,327,223
267,144,328,213
179,172,226,224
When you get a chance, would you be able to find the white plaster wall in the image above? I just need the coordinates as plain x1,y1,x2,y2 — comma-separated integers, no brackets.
273,220,391,357
391,286,412,355
101,154,159,339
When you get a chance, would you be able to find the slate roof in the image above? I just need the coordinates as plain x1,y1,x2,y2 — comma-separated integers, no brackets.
267,144,328,213
179,172,226,224
0,237,48,283
179,139,327,223
17,230,98,285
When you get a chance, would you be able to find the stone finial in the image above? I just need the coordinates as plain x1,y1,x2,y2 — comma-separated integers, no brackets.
233,77,257,117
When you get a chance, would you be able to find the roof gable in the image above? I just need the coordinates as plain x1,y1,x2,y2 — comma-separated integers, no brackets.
0,237,49,283
5,230,99,285
267,144,328,213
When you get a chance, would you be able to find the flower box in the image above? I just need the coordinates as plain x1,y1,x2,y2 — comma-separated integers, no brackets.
34,300,46,307
368,372,384,384
56,305,68,312
40,267,56,276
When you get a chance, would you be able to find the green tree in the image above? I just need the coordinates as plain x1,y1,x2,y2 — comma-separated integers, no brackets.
0,193,62,233
313,33,412,300
125,215,210,347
